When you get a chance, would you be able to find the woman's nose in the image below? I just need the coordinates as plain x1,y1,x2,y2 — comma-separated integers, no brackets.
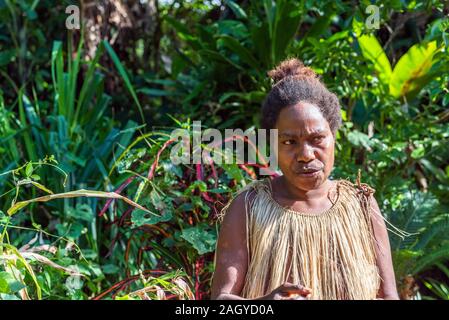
296,144,315,162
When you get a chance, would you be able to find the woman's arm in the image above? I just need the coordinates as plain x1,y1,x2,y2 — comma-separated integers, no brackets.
210,191,310,300
369,194,400,300
210,192,250,300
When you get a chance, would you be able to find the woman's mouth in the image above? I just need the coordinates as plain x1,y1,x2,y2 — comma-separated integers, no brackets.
294,169,322,178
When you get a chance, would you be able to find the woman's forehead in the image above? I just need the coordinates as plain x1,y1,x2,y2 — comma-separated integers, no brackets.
276,103,330,134
278,126,328,138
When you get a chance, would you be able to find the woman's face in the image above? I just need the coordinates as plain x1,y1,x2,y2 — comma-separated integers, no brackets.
275,102,335,191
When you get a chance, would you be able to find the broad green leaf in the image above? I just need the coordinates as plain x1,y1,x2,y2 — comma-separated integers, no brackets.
356,33,392,85
389,41,440,100
0,272,12,293
132,190,173,225
180,224,217,255
0,244,41,299
67,204,94,222
131,209,172,226
411,146,425,159
7,280,25,293
0,272,25,294
263,0,275,37
25,162,33,176
222,163,245,182
272,0,303,63
250,22,271,67
424,18,449,42
56,222,83,239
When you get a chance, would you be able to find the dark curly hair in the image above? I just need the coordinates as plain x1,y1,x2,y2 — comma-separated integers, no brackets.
261,58,342,135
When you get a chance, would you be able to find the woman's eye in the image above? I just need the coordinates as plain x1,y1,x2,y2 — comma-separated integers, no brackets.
283,140,295,145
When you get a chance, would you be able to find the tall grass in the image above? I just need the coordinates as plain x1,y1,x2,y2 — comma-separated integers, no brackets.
0,31,149,299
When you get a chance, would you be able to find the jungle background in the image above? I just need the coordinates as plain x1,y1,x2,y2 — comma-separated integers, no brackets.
0,0,448,300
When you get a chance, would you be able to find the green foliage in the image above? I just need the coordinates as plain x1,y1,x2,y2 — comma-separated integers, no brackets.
389,40,442,100
181,224,217,255
1,0,449,300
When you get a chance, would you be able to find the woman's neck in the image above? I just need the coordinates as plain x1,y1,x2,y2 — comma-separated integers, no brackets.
277,175,334,202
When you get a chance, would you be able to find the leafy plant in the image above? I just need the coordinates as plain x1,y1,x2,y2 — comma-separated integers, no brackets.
1,0,449,300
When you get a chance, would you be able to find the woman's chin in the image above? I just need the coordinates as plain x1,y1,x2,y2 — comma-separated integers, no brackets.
291,171,324,190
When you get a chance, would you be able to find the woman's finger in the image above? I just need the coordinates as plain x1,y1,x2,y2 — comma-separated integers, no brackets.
286,293,308,300
279,283,312,296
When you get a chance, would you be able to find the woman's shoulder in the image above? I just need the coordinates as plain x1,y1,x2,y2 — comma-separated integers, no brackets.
333,172,378,221
335,171,376,199
216,178,269,223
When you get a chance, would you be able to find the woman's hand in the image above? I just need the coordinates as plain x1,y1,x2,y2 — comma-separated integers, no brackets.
261,282,312,300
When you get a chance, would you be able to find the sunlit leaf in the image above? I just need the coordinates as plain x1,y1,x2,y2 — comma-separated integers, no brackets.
357,34,392,85
389,41,441,100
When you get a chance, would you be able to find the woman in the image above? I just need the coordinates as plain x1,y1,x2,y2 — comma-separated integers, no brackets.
210,58,400,300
